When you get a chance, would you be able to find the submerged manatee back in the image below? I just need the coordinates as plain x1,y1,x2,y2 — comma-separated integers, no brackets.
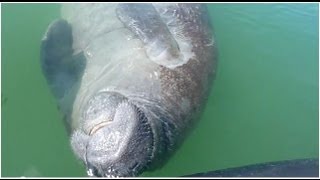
41,3,217,177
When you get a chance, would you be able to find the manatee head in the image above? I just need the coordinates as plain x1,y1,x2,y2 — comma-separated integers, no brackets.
70,91,154,177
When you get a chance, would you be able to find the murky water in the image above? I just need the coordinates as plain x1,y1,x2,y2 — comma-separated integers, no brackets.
1,3,318,177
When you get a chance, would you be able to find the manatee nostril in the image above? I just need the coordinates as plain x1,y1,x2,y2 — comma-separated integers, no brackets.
88,120,112,136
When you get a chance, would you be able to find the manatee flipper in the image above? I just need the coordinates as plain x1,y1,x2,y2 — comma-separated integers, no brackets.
40,19,86,100
116,3,182,68
40,19,86,134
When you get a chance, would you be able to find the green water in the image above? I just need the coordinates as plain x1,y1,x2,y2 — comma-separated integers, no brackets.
1,3,319,177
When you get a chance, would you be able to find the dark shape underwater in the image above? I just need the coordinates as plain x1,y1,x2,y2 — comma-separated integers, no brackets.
184,158,319,177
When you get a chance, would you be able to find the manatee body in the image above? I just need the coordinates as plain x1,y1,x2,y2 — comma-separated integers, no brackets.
41,3,217,177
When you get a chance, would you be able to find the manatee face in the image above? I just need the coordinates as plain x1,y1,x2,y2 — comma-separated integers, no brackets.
70,92,154,177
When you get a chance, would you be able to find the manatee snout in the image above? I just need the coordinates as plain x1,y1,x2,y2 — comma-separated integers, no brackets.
70,92,154,177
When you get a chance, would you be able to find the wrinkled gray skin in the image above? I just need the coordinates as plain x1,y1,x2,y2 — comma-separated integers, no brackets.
41,3,217,177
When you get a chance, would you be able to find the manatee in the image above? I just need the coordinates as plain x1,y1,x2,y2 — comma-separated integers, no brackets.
40,3,218,177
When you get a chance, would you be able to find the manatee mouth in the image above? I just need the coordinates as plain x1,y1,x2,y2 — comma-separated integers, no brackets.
83,105,156,177
89,121,112,136
79,91,156,177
